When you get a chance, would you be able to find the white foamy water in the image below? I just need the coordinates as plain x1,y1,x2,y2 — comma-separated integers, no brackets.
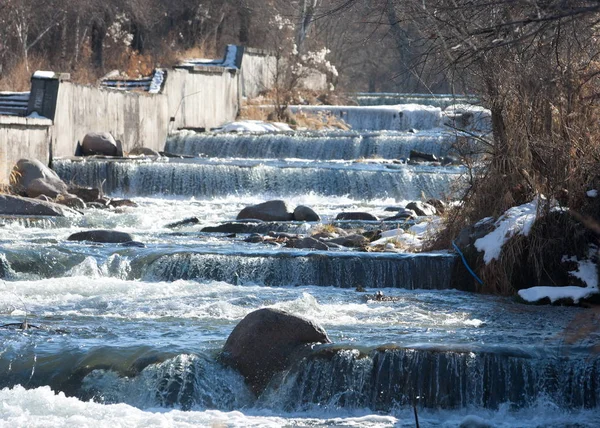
2,386,599,428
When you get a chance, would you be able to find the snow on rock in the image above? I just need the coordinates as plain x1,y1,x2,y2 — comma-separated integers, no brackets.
518,286,598,304
519,250,599,303
213,120,292,133
562,254,599,289
369,219,441,251
474,199,540,264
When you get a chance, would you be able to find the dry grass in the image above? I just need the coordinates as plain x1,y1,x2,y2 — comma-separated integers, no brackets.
238,105,270,121
0,55,53,91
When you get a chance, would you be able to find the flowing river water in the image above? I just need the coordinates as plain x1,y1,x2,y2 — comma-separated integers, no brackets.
1,100,599,427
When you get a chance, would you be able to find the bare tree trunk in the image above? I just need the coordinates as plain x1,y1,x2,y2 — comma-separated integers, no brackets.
74,15,80,66
238,2,251,45
296,0,319,52
60,13,68,65
385,1,414,91
91,20,105,69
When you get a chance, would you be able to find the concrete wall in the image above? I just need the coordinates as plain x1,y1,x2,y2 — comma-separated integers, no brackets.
53,67,239,157
0,116,52,184
165,67,239,132
241,48,276,98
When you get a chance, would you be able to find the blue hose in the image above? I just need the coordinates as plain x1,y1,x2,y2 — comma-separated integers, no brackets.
452,240,485,286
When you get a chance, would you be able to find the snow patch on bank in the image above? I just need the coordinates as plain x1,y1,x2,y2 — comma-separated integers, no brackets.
518,285,598,304
475,199,540,264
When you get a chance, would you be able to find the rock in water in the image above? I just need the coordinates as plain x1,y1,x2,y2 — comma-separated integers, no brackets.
328,234,369,248
12,159,69,198
67,230,134,243
68,187,101,203
409,150,438,163
81,132,118,156
293,205,321,222
220,308,331,394
406,201,437,216
335,212,379,221
0,195,79,217
286,236,329,250
237,200,294,221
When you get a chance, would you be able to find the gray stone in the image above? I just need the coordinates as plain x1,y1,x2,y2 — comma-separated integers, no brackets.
335,212,379,221
67,230,134,243
426,198,446,215
237,200,294,222
293,205,320,222
56,196,86,210
0,195,80,217
220,308,331,394
69,187,101,202
108,199,138,208
81,132,118,156
409,150,438,163
406,201,437,216
455,218,495,250
202,222,262,234
383,209,417,222
286,236,329,250
26,178,67,199
328,234,369,248
166,217,200,229
12,159,68,198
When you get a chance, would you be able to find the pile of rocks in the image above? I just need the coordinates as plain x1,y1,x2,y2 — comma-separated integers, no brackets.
2,158,137,217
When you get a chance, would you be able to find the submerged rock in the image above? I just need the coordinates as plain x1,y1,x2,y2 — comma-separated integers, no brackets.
108,199,138,208
237,200,294,222
220,308,331,394
202,221,262,234
336,212,378,221
286,236,329,250
0,195,80,217
67,230,135,243
166,217,200,229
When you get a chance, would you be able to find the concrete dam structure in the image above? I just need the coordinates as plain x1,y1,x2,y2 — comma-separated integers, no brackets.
0,45,276,184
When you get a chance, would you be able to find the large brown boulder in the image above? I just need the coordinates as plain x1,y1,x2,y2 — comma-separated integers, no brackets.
220,308,331,395
12,159,69,198
0,195,80,217
237,200,294,221
81,132,118,156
